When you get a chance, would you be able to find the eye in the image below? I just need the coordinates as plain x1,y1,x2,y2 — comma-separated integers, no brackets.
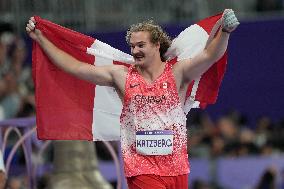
138,44,144,48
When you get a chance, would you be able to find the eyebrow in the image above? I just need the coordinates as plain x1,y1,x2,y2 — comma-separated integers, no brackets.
130,41,146,46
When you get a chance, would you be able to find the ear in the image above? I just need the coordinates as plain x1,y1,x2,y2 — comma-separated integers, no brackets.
155,42,160,50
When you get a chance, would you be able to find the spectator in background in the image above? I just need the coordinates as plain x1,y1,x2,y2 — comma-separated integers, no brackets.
187,112,215,158
0,23,35,120
254,116,282,156
0,24,21,120
255,116,272,149
187,109,284,158
210,136,225,157
216,116,239,156
6,176,25,189
280,168,284,189
267,118,284,154
10,37,35,118
192,179,211,189
238,128,258,156
255,167,276,189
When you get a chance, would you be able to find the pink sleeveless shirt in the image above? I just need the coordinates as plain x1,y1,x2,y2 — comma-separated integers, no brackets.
120,60,190,177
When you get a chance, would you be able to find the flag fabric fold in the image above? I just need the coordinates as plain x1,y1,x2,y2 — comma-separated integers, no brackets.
32,13,227,141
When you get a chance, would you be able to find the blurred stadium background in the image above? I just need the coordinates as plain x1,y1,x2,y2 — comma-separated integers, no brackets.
0,0,284,189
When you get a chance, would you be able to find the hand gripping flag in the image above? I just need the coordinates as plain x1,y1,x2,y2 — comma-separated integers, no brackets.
32,13,227,141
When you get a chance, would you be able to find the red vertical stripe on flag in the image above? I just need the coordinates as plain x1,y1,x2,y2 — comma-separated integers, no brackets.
32,16,95,140
186,13,228,109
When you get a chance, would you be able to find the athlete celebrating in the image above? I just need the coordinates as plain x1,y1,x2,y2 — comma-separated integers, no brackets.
26,9,239,188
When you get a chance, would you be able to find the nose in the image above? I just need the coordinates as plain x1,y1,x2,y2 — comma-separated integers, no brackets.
131,46,140,55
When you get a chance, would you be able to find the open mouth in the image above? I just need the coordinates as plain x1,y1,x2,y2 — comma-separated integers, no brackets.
134,53,144,61
135,56,144,61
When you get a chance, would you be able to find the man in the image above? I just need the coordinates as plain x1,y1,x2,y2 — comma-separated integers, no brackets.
26,9,239,189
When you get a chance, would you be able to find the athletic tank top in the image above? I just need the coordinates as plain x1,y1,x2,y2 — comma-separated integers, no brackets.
120,59,190,177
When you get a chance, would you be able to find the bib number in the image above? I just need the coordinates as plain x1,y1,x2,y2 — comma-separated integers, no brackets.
136,130,173,155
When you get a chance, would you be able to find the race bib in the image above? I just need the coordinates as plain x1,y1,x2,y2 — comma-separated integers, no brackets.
136,130,173,155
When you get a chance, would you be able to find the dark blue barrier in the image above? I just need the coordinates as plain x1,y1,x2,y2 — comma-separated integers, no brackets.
100,155,284,188
189,158,211,183
217,155,284,189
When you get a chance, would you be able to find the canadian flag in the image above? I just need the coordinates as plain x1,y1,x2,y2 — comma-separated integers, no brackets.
32,13,227,141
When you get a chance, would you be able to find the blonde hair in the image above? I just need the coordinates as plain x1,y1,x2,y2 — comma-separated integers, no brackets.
126,20,171,61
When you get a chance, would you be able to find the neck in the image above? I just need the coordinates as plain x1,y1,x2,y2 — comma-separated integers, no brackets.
137,60,165,83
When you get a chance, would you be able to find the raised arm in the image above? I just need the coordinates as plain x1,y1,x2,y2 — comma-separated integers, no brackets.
180,9,240,83
26,17,118,87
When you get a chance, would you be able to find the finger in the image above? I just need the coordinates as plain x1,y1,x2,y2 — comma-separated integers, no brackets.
225,19,238,28
227,18,240,26
26,27,31,33
26,23,34,31
31,17,36,23
225,16,239,26
29,20,35,28
228,22,240,29
225,21,240,32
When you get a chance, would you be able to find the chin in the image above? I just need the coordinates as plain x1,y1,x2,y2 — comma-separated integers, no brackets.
134,61,145,66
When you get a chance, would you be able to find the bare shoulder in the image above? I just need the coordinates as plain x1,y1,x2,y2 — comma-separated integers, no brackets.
112,64,128,72
111,64,128,77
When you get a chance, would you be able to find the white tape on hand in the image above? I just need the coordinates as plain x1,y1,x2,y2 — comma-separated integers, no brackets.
222,9,240,33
